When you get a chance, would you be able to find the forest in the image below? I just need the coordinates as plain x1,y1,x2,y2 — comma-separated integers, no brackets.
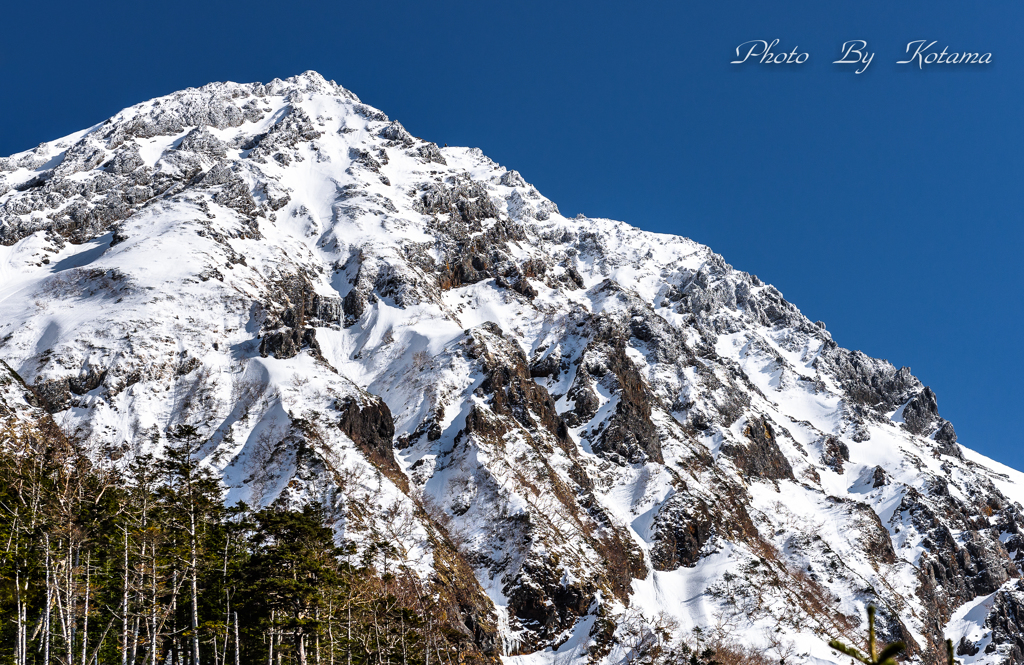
0,417,485,665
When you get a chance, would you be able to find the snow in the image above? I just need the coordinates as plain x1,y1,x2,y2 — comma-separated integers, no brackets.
944,588,999,664
961,446,1024,508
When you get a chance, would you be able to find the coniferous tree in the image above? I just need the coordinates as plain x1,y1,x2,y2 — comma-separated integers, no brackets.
243,504,339,665
159,425,224,665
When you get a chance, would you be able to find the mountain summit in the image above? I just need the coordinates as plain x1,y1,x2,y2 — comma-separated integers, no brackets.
2,71,1023,663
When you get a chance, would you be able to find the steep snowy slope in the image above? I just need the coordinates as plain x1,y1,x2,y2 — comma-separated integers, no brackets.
2,71,1023,663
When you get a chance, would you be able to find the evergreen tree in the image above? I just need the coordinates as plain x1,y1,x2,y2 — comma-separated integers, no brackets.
243,504,339,665
158,425,224,665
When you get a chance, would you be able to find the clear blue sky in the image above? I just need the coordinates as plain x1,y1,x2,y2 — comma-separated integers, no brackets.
2,2,1022,468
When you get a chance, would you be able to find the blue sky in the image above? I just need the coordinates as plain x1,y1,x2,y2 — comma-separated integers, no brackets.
2,1,1022,468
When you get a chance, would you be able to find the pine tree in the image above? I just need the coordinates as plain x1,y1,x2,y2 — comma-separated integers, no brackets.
243,503,341,665
158,425,225,665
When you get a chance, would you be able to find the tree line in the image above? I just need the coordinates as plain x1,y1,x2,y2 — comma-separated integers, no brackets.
0,419,480,665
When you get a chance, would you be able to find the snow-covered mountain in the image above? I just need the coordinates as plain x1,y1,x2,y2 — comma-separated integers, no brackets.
2,71,1023,664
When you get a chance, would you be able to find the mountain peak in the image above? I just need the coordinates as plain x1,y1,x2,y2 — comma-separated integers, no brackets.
2,76,1024,663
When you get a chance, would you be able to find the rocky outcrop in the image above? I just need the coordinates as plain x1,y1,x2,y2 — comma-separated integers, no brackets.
935,420,962,458
899,481,1023,657
986,581,1024,663
649,480,759,570
820,436,849,473
0,79,288,245
417,176,499,225
247,105,323,163
257,274,343,358
722,415,794,480
464,323,571,447
505,558,599,645
816,350,921,412
259,327,319,359
33,365,108,412
178,126,229,158
336,394,403,489
499,170,525,187
904,386,941,436
562,314,668,466
594,340,663,464
840,498,896,565
454,322,648,647
416,142,446,165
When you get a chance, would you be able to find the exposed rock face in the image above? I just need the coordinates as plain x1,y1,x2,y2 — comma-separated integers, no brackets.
723,415,794,480
451,322,647,646
464,323,570,448
936,420,962,458
259,327,319,359
0,80,282,245
817,350,921,410
904,386,941,435
986,581,1024,663
178,126,229,158
821,436,850,473
587,338,663,465
416,176,499,225
4,71,1024,663
335,393,402,486
841,498,897,565
34,365,108,412
649,478,759,571
257,275,342,358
